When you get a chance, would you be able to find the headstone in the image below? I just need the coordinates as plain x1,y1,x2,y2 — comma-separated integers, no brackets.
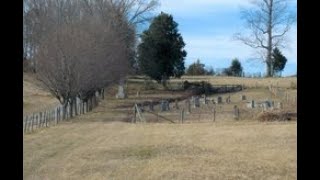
193,96,200,108
174,99,179,109
185,99,191,113
261,102,268,111
160,100,169,112
276,102,283,109
138,103,144,112
116,85,127,99
241,95,246,101
246,100,255,108
149,101,154,111
212,99,216,105
203,95,207,104
233,105,240,120
136,91,140,97
226,96,231,104
217,96,222,104
251,100,255,108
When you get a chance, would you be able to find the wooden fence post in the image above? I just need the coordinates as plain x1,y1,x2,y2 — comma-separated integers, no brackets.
45,111,48,127
132,105,136,123
181,108,184,123
55,108,58,125
212,107,216,122
234,105,240,120
24,116,27,133
31,113,34,132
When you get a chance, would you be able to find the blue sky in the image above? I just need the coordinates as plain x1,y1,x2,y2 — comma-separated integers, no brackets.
152,0,297,76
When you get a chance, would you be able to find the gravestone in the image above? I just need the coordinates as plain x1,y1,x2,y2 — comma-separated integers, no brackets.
251,100,255,108
276,102,283,109
160,100,170,112
185,99,191,113
149,101,154,111
261,102,268,111
137,103,144,112
193,96,200,108
174,99,179,109
116,85,127,99
136,91,140,97
212,99,216,105
226,96,231,104
241,95,246,101
203,95,207,104
233,105,240,120
246,100,255,108
217,96,222,104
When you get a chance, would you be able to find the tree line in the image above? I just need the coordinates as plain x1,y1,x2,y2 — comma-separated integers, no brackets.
23,0,158,117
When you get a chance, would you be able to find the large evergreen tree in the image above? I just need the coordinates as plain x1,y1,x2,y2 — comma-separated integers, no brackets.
272,47,287,76
186,59,206,75
137,12,187,85
229,58,243,77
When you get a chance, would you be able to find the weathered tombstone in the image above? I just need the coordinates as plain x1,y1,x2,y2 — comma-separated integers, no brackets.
194,96,200,108
139,103,145,112
261,102,268,111
203,95,207,104
174,99,179,109
226,96,231,104
241,95,246,101
185,99,191,113
160,100,169,112
116,85,127,99
247,100,255,108
136,91,140,97
233,105,240,120
149,101,154,111
271,101,274,108
212,99,216,105
276,102,283,109
251,100,255,108
217,96,222,104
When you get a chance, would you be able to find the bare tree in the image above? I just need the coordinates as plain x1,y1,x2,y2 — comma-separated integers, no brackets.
25,0,158,118
234,0,296,77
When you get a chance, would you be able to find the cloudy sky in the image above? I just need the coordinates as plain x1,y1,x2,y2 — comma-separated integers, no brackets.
152,0,297,76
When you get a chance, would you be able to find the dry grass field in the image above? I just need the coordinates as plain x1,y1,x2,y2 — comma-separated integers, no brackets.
23,74,297,180
23,73,59,116
23,121,296,180
178,75,297,89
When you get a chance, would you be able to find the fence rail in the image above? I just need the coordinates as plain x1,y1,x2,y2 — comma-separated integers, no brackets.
23,93,102,133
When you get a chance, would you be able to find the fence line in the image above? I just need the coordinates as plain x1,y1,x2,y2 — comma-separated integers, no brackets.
23,93,102,133
132,100,242,124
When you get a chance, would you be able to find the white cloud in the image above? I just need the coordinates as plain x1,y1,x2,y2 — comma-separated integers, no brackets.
155,0,297,73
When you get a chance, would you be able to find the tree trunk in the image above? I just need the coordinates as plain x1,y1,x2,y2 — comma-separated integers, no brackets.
62,102,68,120
267,0,274,77
70,99,74,118
74,97,78,116
89,96,92,111
101,88,105,99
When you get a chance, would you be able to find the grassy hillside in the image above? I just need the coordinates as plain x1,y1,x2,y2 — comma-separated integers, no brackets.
23,75,297,179
23,121,296,180
23,73,59,116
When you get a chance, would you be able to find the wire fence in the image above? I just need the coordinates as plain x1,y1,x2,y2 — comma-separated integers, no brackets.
23,93,102,133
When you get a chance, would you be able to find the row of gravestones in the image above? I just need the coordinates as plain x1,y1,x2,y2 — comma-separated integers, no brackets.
139,94,248,112
246,100,282,110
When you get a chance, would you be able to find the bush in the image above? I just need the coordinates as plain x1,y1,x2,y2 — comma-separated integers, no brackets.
183,80,213,95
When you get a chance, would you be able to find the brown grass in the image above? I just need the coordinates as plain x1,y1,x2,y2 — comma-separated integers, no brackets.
23,73,59,116
177,76,297,89
23,121,296,180
23,75,297,179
